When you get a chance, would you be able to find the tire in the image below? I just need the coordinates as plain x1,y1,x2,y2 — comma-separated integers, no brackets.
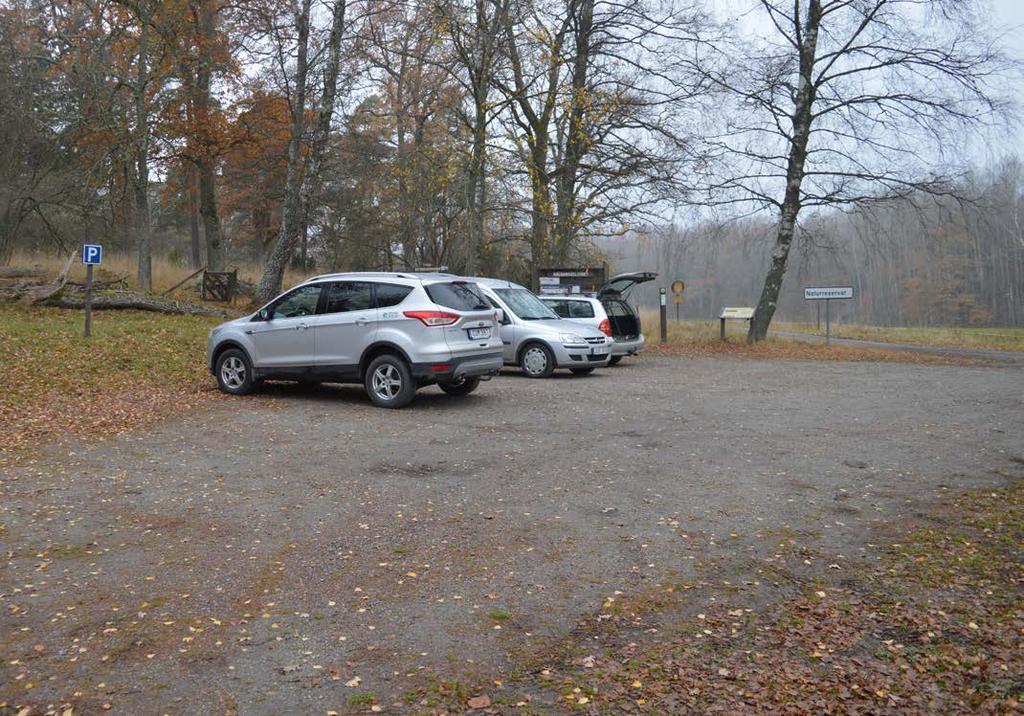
439,376,481,396
608,356,623,366
364,354,416,408
519,342,556,379
570,367,594,376
215,348,255,395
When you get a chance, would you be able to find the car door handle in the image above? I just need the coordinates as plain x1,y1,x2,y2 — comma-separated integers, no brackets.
355,317,369,326
297,322,309,331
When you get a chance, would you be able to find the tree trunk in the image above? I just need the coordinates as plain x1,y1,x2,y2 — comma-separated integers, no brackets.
134,11,153,293
464,89,488,274
0,204,17,266
257,0,346,304
256,0,312,304
199,160,224,270
529,142,552,268
195,0,224,271
747,0,822,342
553,0,594,261
188,167,202,268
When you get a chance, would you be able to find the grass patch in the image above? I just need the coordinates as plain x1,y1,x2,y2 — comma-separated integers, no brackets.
347,691,377,707
487,607,511,621
0,303,222,455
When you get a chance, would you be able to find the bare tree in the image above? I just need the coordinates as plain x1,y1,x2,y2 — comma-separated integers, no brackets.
497,0,702,268
435,0,511,273
689,0,1011,340
255,0,348,304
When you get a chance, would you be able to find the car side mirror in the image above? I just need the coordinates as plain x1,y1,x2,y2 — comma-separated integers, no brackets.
493,308,506,325
256,308,270,321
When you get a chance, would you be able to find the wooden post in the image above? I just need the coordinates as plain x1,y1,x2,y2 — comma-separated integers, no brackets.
825,299,831,344
720,317,726,340
659,288,667,344
84,263,94,337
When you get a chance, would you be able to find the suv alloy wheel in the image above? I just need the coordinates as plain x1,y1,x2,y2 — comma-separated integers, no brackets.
365,354,416,408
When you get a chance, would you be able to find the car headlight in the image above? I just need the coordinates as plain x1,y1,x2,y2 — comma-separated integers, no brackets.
559,333,587,346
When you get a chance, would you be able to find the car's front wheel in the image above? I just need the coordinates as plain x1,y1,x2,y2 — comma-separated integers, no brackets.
520,343,555,378
608,356,623,366
215,348,255,395
439,376,481,396
365,354,416,408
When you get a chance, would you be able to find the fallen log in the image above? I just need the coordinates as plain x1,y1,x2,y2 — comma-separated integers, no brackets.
66,277,129,291
20,252,75,304
0,266,47,279
42,291,228,317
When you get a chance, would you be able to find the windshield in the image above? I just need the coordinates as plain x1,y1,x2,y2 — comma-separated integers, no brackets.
494,288,559,320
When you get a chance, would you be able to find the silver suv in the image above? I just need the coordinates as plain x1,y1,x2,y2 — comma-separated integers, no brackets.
207,273,503,408
467,277,612,377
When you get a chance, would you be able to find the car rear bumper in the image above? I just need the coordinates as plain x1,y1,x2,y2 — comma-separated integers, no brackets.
411,351,503,381
612,334,645,356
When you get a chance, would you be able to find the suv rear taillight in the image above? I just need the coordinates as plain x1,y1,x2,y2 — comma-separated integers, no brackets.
404,310,459,327
598,318,612,336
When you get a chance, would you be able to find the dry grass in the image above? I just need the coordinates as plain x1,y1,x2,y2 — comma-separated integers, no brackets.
8,250,309,297
639,314,985,366
775,321,1024,352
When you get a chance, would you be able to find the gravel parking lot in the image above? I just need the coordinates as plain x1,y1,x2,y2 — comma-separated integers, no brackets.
2,355,1022,713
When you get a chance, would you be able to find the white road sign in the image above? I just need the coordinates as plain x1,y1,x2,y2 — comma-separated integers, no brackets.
804,286,853,300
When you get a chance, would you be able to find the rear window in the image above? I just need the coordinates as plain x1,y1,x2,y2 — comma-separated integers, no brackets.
323,281,373,314
543,299,570,318
603,299,632,317
425,281,489,311
568,301,595,318
374,283,413,308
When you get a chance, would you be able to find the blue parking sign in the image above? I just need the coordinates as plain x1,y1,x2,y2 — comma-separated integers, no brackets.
82,244,103,265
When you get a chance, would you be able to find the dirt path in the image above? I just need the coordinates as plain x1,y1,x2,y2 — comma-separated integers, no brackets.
2,356,1022,714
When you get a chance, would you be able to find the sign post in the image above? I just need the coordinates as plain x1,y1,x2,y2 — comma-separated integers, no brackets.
82,244,103,337
659,288,668,344
671,279,685,321
803,286,854,344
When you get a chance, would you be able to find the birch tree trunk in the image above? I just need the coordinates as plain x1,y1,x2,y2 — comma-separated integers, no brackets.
747,0,821,342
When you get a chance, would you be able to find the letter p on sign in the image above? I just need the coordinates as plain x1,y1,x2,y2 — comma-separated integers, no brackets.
82,244,103,265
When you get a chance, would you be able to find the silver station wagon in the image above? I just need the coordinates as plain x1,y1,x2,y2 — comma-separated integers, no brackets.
466,277,613,377
207,273,503,408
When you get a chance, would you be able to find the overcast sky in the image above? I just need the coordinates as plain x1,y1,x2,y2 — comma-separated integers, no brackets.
981,0,1023,154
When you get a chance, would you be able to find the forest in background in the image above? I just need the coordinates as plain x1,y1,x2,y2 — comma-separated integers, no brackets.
608,158,1024,327
0,0,1018,330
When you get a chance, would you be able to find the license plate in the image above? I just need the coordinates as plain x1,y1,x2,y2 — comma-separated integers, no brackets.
591,347,608,356
468,327,491,339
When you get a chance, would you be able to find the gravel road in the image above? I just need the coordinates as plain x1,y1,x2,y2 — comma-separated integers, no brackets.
2,355,1022,713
